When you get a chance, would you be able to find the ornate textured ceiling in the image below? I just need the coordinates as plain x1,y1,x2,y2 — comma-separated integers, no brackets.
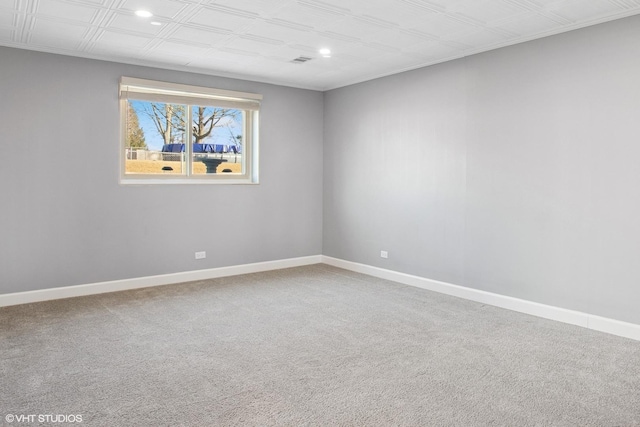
1,0,639,90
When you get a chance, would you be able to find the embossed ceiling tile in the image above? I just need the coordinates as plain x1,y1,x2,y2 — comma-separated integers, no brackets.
367,27,429,48
197,57,264,76
452,28,513,48
454,0,503,12
274,2,348,29
223,37,285,58
257,44,311,61
209,0,293,18
31,17,89,39
527,0,570,10
358,53,401,71
73,0,111,4
317,67,358,81
263,17,314,30
261,67,319,86
402,39,465,59
337,62,392,83
317,30,362,45
107,13,166,35
451,0,529,24
120,0,189,19
287,42,322,54
3,0,640,90
188,6,258,33
186,52,261,71
29,32,82,48
298,0,352,16
139,51,193,65
0,0,15,11
96,29,153,48
217,46,262,60
288,64,335,79
547,0,623,21
323,15,381,36
36,0,98,23
250,19,317,46
385,55,439,74
35,0,100,23
414,0,463,12
412,13,480,38
152,39,212,57
169,25,233,46
315,55,363,70
400,27,439,42
364,41,403,55
497,11,561,35
239,33,286,47
261,53,300,64
0,11,16,27
255,65,301,79
268,33,324,53
185,58,243,72
89,44,144,57
335,42,394,61
305,52,338,65
329,53,370,68
355,1,439,28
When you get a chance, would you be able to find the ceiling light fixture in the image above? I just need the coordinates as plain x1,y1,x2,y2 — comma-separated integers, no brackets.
319,48,331,58
135,10,153,18
150,21,162,26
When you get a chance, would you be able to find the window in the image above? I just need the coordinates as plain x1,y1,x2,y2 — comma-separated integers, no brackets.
120,77,261,184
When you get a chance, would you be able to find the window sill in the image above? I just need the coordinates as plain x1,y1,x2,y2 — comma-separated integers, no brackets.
120,177,259,185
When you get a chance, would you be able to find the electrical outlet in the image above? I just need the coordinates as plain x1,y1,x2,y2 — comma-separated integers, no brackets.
195,251,206,260
380,250,388,259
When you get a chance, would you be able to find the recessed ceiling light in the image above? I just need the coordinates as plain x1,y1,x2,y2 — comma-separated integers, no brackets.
150,21,162,26
319,48,331,57
135,10,153,18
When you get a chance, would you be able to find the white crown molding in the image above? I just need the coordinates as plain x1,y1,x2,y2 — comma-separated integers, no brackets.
322,9,640,91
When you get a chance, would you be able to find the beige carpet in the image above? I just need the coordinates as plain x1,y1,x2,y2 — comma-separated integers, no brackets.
1,264,639,426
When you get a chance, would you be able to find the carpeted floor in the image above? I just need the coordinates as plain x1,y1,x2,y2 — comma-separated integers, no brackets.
1,264,639,426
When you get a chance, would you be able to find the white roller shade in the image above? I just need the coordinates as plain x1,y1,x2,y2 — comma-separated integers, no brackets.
120,77,261,111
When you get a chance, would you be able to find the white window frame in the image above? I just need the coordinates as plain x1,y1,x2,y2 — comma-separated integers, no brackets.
119,77,261,184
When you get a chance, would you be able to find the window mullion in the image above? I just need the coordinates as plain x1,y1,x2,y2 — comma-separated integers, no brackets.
185,105,192,176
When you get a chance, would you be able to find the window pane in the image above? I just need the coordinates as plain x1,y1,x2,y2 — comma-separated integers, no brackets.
124,100,187,175
120,77,260,184
191,106,244,176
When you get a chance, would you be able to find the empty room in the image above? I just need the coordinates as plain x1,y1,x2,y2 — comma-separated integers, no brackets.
1,0,640,425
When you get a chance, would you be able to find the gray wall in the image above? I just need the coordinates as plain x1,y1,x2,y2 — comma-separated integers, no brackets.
3,15,640,326
0,47,324,294
324,15,640,325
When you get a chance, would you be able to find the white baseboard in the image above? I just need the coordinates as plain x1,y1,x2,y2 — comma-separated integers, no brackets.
322,256,640,342
0,255,323,308
3,254,639,342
